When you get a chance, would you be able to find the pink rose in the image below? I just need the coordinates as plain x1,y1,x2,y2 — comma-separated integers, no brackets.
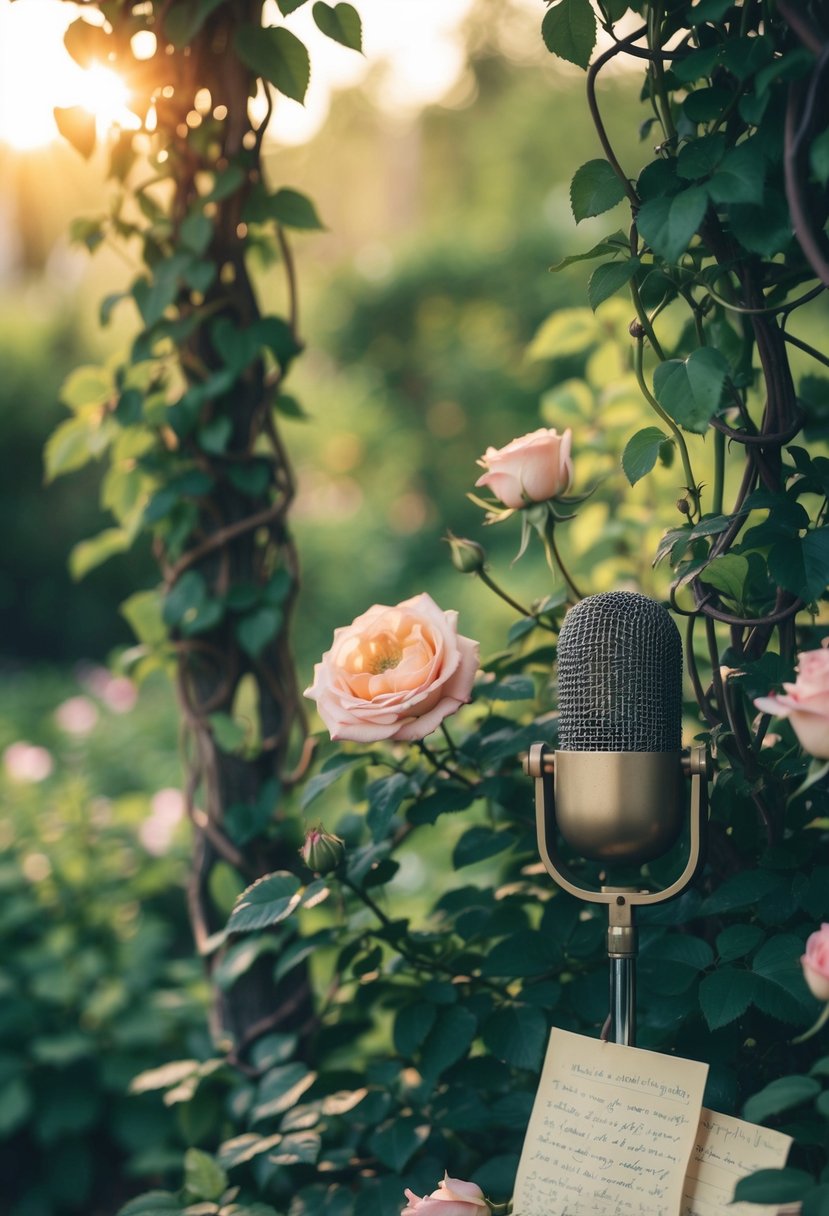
304,593,479,744
475,427,573,509
754,641,829,759
402,1173,490,1216
802,924,829,1001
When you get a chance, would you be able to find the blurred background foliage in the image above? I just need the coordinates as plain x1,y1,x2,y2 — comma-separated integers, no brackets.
0,5,648,673
0,10,650,1209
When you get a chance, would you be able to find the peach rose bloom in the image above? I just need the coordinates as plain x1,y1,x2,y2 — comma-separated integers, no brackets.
305,593,479,744
754,641,829,759
475,427,573,509
402,1173,490,1216
802,924,829,1001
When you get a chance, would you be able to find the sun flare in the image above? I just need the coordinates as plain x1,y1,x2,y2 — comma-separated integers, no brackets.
0,0,138,152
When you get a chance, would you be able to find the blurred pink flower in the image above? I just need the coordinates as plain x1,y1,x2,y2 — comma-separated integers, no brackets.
305,593,478,744
54,696,99,736
755,640,829,759
3,742,53,783
139,787,185,856
78,665,138,714
402,1173,489,1216
101,676,138,714
802,924,829,1002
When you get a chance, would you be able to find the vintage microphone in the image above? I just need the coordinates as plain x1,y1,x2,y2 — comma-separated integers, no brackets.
526,591,711,1046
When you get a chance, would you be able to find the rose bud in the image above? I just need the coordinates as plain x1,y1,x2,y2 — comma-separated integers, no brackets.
445,532,486,575
475,427,573,510
754,640,829,759
802,923,829,1002
300,826,345,875
304,592,479,744
402,1172,491,1216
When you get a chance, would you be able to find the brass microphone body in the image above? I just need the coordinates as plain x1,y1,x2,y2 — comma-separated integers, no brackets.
554,750,684,865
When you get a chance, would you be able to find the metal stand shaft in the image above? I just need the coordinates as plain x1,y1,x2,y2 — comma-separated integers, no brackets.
610,956,636,1046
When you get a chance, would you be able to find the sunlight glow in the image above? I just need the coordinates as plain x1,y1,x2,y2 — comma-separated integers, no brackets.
0,0,138,151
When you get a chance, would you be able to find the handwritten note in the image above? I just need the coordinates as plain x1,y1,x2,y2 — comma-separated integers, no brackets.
513,1028,709,1216
682,1108,792,1216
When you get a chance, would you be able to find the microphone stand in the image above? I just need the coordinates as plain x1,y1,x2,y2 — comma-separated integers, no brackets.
526,743,710,1047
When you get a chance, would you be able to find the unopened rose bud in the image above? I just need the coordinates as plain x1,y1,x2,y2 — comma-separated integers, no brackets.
300,826,345,875
445,532,486,575
629,319,646,339
676,497,691,515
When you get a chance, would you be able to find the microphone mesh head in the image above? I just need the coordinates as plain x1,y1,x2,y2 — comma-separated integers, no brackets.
557,591,682,751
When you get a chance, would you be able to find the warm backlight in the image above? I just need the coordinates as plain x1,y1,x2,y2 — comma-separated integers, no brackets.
0,0,138,151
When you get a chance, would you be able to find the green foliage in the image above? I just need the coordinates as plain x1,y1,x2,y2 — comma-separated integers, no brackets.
0,671,206,1216
38,0,829,1212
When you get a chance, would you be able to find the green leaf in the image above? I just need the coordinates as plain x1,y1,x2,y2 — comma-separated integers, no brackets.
369,1115,430,1172
588,258,640,310
234,25,310,103
394,1002,437,1058
482,931,559,978
419,1005,477,1079
541,0,597,70
312,2,362,51
698,967,757,1029
716,924,764,962
708,143,765,204
54,106,96,158
622,427,668,485
701,869,785,915
752,934,812,1020
44,416,110,482
478,674,535,701
690,0,734,23
236,606,282,658
69,527,131,580
218,1133,284,1169
570,159,626,222
184,1149,227,1202
528,308,597,360
701,554,749,606
253,1062,315,1122
637,186,708,262
300,755,366,810
121,589,167,647
366,772,412,841
676,133,726,180
482,1005,547,1071
180,211,213,255
130,1060,200,1094
278,0,309,11
453,826,514,869
61,365,113,413
743,1076,821,1124
734,1169,815,1205
227,872,302,933
653,346,729,433
770,528,829,603
245,185,325,230
550,232,627,271
730,194,793,257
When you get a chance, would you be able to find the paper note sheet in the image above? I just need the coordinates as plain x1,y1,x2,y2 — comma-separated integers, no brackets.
513,1027,709,1216
682,1107,792,1216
